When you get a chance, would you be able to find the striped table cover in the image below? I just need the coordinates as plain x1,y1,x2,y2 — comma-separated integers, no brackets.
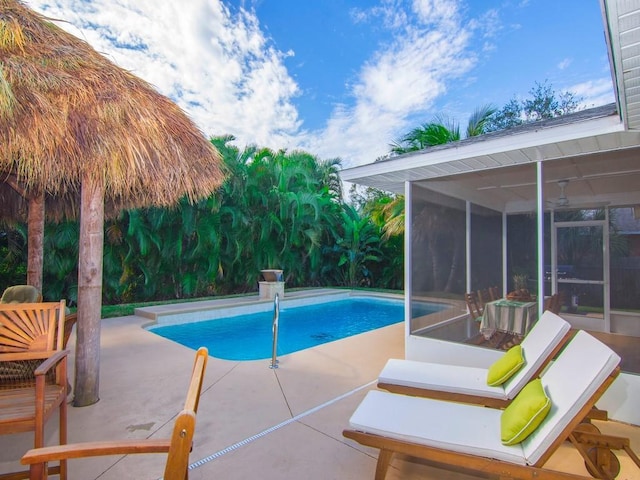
480,299,538,339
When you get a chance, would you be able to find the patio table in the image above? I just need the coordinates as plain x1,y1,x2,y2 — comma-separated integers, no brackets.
480,299,538,339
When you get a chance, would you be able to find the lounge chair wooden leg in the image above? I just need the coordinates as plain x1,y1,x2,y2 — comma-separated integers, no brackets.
30,462,45,480
374,449,393,480
569,433,611,480
586,446,620,479
569,431,627,480
572,427,640,478
624,444,640,469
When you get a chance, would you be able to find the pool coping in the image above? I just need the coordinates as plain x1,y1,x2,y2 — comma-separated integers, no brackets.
135,288,405,326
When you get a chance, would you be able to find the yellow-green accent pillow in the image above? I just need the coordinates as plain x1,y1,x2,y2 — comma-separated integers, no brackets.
486,344,524,386
500,378,551,445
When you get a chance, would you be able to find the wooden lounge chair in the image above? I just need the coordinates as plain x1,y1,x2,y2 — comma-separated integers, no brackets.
0,301,68,480
378,311,572,408
21,347,209,480
344,331,631,480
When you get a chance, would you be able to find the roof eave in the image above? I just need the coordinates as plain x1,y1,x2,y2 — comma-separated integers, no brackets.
341,109,626,193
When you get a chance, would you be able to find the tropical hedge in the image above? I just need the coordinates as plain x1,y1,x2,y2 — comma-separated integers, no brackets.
0,136,403,305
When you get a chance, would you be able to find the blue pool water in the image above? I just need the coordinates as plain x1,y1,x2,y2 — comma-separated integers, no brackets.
147,297,443,361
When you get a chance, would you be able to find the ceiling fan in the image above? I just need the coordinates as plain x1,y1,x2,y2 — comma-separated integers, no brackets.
546,178,611,210
556,179,570,207
547,179,571,208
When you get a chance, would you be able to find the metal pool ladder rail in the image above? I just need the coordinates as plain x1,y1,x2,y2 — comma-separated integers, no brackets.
269,293,280,369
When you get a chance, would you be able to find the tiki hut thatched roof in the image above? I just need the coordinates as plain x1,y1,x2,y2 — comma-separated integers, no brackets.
0,0,225,220
0,0,227,405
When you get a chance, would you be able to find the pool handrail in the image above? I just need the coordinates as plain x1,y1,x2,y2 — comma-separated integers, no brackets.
270,293,280,369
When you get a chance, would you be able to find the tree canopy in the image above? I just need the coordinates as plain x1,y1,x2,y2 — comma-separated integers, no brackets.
485,80,582,132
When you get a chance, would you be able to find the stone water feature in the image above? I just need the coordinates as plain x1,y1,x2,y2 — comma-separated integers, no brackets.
259,269,284,300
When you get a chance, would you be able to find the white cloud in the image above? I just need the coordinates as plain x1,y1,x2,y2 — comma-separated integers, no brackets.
23,0,609,173
412,0,460,27
26,0,302,148
558,58,572,70
21,0,504,169
307,0,477,167
568,78,615,108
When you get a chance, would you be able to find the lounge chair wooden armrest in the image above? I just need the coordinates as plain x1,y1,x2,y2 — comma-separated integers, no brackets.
33,350,68,376
21,438,172,464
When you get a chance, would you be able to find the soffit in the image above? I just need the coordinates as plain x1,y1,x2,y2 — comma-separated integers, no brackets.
602,0,640,130
341,109,640,213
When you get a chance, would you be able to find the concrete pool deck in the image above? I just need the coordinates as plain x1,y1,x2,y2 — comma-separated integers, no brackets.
1,291,639,479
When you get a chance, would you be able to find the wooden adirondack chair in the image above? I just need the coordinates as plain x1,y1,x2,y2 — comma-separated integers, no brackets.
21,347,209,480
0,301,68,480
464,291,483,321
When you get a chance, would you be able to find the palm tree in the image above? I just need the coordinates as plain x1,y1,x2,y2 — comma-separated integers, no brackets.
390,105,496,155
387,105,496,292
329,205,382,287
390,121,457,155
207,140,344,291
466,105,497,137
362,194,405,288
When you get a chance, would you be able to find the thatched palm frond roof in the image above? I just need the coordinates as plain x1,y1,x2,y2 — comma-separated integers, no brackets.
0,0,225,221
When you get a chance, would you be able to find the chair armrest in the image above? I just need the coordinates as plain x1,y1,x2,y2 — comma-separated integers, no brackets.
21,439,172,464
33,350,68,376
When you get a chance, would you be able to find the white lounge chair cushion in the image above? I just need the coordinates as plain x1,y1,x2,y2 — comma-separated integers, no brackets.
503,311,571,398
349,390,527,465
378,311,570,400
379,359,508,399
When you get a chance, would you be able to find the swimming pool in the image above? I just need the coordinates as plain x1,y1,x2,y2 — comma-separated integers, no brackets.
146,296,444,361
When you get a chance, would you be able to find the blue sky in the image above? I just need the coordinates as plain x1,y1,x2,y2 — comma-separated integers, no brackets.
27,0,614,167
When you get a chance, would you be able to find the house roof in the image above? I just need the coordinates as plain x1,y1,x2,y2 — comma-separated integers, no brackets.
341,0,640,215
600,0,640,130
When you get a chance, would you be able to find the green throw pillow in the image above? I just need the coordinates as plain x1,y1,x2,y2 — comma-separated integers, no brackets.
486,344,524,386
500,378,551,445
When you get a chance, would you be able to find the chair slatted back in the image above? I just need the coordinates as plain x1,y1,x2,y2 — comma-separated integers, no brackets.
543,294,561,315
464,292,483,321
476,289,490,308
0,301,66,354
0,301,66,389
488,286,500,301
478,286,500,308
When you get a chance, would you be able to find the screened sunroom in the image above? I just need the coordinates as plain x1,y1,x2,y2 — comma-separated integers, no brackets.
341,103,640,425
344,102,640,333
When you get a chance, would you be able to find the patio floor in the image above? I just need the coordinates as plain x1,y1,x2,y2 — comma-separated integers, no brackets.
1,293,639,479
